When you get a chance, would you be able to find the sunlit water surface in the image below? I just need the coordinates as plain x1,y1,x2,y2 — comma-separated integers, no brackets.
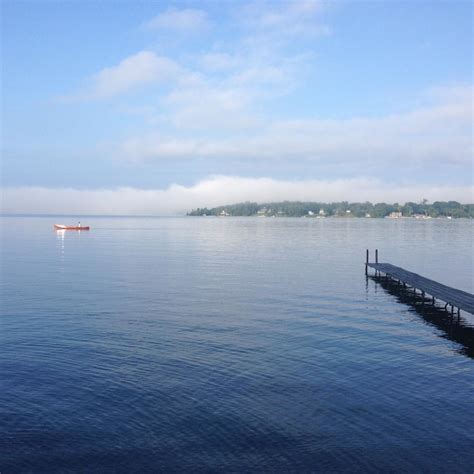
1,216,473,473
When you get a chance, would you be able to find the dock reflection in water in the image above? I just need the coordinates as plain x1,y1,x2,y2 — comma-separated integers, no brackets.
369,274,474,359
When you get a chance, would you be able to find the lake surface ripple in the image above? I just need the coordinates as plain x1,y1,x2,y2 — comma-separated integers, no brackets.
1,217,473,472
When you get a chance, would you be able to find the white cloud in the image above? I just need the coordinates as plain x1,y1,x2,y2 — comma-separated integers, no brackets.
199,52,241,71
56,7,471,186
163,82,264,131
61,3,318,107
424,84,474,104
241,0,329,38
116,86,473,168
63,51,182,100
143,8,209,33
2,177,472,216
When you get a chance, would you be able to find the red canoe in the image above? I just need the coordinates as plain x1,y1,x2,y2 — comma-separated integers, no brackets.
54,224,90,231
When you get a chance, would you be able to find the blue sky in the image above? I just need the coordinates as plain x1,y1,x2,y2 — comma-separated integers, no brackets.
1,1,473,214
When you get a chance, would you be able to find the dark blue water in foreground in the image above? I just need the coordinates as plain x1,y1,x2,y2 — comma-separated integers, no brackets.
1,216,473,473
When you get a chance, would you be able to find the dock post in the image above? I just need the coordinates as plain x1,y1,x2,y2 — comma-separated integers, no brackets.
375,249,378,264
365,249,369,275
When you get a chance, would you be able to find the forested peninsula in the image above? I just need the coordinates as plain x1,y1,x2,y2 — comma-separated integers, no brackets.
188,201,474,218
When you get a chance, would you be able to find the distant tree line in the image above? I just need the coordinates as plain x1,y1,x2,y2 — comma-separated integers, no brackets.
187,201,474,218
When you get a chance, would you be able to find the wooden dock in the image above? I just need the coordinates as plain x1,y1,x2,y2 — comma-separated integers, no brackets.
365,250,474,315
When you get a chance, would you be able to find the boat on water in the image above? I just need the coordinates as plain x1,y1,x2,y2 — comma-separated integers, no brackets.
54,224,90,231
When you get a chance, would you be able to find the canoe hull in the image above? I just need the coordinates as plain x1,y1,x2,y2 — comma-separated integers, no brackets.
54,224,90,230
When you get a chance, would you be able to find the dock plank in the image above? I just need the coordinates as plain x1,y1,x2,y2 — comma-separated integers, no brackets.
367,263,474,314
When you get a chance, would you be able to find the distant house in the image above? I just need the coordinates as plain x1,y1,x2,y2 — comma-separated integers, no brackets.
219,210,230,216
318,209,326,216
346,210,351,214
308,210,314,216
387,211,403,219
365,213,371,218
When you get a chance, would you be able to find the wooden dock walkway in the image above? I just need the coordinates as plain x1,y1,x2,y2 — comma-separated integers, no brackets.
365,250,474,315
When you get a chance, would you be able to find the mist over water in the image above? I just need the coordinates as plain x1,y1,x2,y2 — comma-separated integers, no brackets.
1,216,473,472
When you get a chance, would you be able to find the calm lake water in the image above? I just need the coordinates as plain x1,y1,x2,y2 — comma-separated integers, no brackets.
1,216,473,473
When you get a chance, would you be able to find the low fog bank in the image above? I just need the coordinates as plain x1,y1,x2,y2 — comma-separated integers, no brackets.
2,176,473,216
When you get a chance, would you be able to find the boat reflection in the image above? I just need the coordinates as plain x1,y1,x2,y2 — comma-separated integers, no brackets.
56,228,66,262
369,274,474,359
